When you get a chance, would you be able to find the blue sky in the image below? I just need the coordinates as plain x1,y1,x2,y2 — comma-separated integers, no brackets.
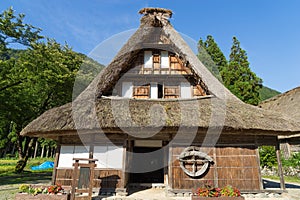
1,0,300,92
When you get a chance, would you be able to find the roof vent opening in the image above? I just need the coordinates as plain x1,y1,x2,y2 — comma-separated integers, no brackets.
139,7,173,27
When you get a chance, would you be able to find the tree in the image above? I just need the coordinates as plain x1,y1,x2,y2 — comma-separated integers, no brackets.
0,8,104,172
0,7,42,57
198,35,227,82
222,37,262,105
198,36,262,105
0,7,43,169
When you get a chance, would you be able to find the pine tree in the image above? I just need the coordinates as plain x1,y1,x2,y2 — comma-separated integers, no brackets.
197,35,227,81
223,36,262,105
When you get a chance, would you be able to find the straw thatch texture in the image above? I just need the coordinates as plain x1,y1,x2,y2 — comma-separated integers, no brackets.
259,86,300,121
21,97,299,138
78,7,238,103
259,87,300,139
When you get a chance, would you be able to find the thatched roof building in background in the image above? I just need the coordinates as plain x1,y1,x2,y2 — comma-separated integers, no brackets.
260,87,300,157
259,86,300,121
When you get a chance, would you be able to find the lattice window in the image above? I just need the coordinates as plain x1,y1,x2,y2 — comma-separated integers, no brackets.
170,55,191,74
164,85,180,99
133,85,150,99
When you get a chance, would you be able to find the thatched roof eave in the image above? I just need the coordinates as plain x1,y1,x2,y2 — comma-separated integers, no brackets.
21,97,300,139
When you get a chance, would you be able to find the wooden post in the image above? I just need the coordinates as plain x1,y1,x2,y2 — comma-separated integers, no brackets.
52,137,61,185
89,134,95,159
168,143,173,190
88,160,96,199
276,140,286,190
213,147,218,188
120,140,127,189
71,160,79,200
163,141,169,186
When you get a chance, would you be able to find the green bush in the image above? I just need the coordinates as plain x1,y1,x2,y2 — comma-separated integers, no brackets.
259,146,277,168
282,152,300,168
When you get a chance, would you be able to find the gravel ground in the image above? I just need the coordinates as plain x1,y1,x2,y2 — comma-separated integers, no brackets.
1,179,300,200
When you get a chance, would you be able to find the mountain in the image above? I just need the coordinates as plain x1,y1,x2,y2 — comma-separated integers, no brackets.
259,86,281,101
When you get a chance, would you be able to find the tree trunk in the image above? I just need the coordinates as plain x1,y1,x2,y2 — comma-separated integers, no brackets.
33,140,38,158
15,136,37,173
11,142,15,157
41,145,45,158
46,146,49,158
2,143,9,157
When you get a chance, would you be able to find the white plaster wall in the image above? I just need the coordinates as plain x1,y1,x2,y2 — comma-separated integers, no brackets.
161,51,169,68
94,144,123,169
58,145,90,168
122,82,133,97
180,82,191,98
150,82,158,99
144,51,153,68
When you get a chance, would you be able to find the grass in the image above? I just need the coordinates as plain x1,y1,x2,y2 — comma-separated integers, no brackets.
263,175,300,184
0,157,54,184
0,157,54,200
0,157,54,176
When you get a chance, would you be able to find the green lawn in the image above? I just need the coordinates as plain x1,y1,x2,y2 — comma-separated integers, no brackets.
0,172,52,200
0,157,54,176
0,158,54,200
263,175,300,184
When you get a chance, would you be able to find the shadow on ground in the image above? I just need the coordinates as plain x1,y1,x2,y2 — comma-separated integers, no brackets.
0,171,52,186
263,179,300,189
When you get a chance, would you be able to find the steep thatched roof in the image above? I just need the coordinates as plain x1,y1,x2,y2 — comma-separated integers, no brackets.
21,8,300,139
259,87,300,139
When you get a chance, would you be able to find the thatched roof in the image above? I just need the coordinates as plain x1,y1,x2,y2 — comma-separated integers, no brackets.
259,87,300,139
21,8,300,139
21,96,300,139
259,87,300,121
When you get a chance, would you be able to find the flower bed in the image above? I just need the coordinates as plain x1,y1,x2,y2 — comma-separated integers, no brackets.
15,193,70,200
191,197,244,200
192,181,245,199
15,184,70,200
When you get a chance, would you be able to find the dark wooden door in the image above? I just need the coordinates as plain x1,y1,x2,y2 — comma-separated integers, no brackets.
130,147,164,183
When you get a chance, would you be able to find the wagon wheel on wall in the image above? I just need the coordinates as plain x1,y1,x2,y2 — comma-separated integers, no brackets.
179,146,213,177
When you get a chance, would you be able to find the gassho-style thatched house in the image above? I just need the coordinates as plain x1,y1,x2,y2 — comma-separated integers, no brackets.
21,8,300,196
259,87,300,159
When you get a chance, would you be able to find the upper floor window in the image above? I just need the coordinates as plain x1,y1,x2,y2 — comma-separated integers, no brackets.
130,50,191,75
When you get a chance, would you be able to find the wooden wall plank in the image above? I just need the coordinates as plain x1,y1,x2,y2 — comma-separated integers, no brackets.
170,145,261,191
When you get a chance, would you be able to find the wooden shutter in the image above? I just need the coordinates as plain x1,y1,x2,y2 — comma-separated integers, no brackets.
164,86,180,99
133,85,150,99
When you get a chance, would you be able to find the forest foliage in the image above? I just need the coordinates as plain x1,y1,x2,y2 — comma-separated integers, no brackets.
0,7,103,172
198,35,264,105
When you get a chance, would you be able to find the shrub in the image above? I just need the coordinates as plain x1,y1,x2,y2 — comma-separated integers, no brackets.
259,146,277,168
19,184,30,193
282,152,300,168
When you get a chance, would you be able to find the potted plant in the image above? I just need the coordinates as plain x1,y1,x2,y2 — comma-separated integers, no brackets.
192,181,245,199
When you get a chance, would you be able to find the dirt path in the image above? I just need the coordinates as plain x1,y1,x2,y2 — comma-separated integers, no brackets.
1,176,300,200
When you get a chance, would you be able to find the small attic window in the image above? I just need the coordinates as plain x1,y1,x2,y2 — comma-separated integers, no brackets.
144,51,153,68
161,51,169,68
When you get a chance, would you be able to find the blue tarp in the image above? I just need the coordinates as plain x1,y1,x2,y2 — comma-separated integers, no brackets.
31,161,54,170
